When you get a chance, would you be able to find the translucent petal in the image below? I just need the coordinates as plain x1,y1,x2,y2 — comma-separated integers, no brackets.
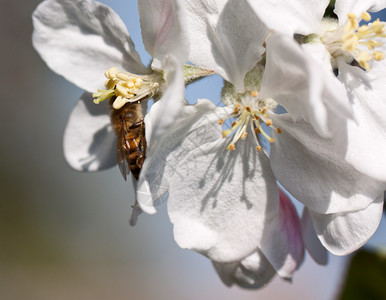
309,195,384,255
270,114,385,214
246,0,329,36
138,0,189,70
32,0,148,92
180,0,268,91
212,250,276,289
63,93,116,172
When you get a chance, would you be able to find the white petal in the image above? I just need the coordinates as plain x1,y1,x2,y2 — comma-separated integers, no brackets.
246,0,329,36
335,0,386,25
212,250,276,289
301,208,328,265
309,195,384,255
63,93,116,171
137,99,233,214
138,0,189,69
338,60,386,182
270,115,386,214
167,132,279,262
260,189,304,279
32,0,148,92
260,33,351,138
181,0,269,91
145,55,185,146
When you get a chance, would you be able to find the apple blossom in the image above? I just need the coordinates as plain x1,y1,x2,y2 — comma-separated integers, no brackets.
32,0,189,224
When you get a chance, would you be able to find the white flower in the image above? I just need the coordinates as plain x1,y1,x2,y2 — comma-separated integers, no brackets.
32,0,189,223
244,0,386,253
246,0,386,180
137,0,385,287
136,0,310,287
33,0,188,170
138,98,308,287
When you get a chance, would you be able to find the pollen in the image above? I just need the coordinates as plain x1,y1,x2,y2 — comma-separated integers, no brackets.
361,12,371,22
341,12,385,70
222,101,278,152
276,128,282,134
218,119,225,125
92,67,161,108
227,143,236,151
256,146,262,151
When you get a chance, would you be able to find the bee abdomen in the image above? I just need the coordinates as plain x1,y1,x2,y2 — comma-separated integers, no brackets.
125,121,146,180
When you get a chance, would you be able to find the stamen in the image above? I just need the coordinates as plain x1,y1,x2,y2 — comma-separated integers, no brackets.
112,95,128,110
221,98,278,150
373,51,385,60
341,12,385,70
227,143,236,151
93,67,160,109
361,12,371,22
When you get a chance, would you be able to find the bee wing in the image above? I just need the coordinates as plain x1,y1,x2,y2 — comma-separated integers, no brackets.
116,119,130,181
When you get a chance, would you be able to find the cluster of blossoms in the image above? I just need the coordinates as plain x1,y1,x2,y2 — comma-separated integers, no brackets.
33,0,386,288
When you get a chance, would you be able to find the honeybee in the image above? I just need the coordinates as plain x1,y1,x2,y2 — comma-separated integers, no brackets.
110,98,147,181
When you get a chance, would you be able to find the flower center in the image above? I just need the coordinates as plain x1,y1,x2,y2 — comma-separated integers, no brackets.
220,90,280,151
92,67,161,109
322,12,385,70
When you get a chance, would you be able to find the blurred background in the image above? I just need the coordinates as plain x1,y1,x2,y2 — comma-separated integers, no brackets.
0,0,385,299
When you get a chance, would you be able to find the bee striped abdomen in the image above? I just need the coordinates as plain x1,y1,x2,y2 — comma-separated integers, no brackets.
125,121,146,180
111,101,147,181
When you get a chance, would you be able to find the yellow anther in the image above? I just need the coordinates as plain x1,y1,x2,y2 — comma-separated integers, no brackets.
120,80,135,88
358,51,371,70
276,128,282,134
253,114,260,120
361,12,371,22
105,67,118,79
241,132,248,140
115,84,133,98
105,78,118,89
112,95,128,110
373,51,384,61
250,91,258,97
265,119,272,126
227,144,236,151
261,107,268,113
367,39,382,50
256,146,262,151
116,72,131,81
348,13,356,20
218,119,225,125
245,106,252,113
135,78,143,87
347,13,359,30
234,103,241,108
